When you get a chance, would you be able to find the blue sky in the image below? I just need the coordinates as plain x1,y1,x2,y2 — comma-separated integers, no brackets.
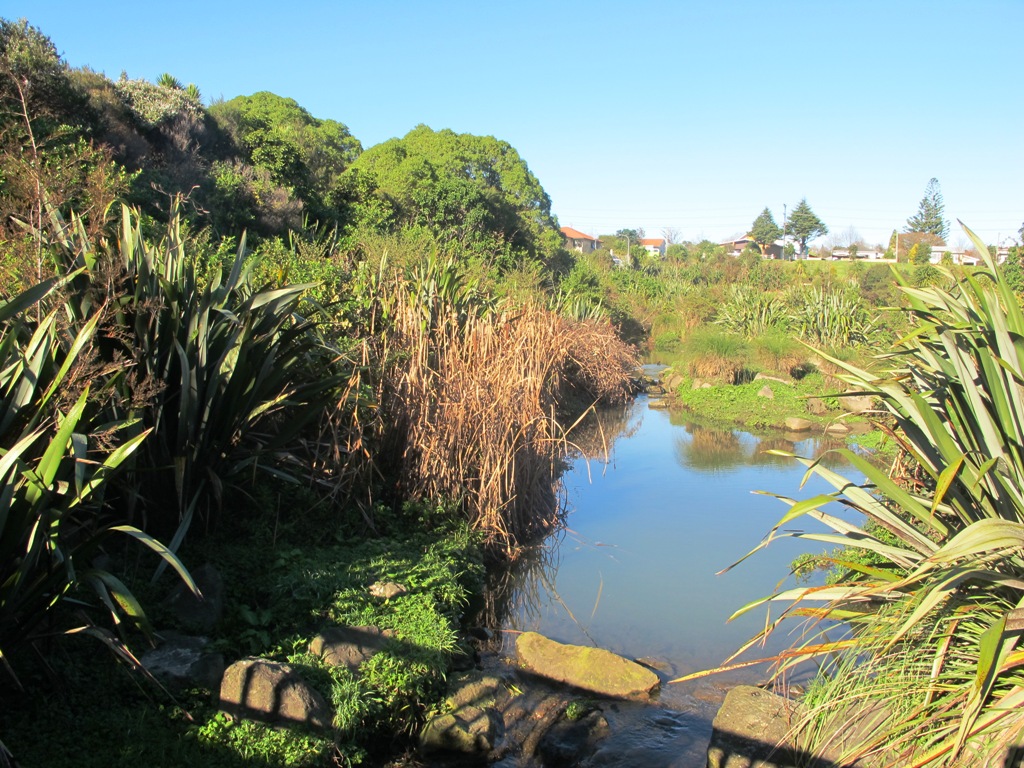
14,1,1023,248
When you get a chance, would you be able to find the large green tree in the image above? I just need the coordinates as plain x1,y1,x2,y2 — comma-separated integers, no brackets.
749,207,782,257
343,125,560,264
905,177,949,241
785,198,828,256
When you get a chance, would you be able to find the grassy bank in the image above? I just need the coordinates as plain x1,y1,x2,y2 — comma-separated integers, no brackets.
666,370,852,432
1,495,485,767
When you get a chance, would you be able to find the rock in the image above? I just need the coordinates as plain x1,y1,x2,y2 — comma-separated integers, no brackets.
757,385,775,399
219,658,330,730
420,705,498,755
309,625,395,671
648,398,670,409
707,685,803,768
140,632,224,689
447,674,502,710
754,373,793,386
635,656,674,674
692,379,708,389
805,397,829,415
664,373,685,391
515,632,659,698
537,709,609,765
368,581,407,599
839,392,874,414
784,417,814,432
825,422,850,434
167,563,224,633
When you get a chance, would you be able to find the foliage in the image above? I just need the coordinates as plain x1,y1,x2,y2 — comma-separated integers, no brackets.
911,241,934,265
715,285,788,337
359,256,637,552
671,371,846,431
906,177,949,240
0,270,196,686
699,223,1024,766
44,203,340,552
113,73,204,130
208,91,361,225
749,207,782,256
0,18,87,139
675,328,750,383
2,503,483,766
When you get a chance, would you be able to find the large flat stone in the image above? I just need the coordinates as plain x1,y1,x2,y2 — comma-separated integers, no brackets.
515,632,659,698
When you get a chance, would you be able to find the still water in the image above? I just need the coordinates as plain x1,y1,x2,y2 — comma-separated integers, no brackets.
486,390,864,699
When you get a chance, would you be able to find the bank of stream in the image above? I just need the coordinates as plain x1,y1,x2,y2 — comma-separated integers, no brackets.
466,385,870,766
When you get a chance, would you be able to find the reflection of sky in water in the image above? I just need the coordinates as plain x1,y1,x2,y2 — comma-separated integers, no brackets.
504,397,864,686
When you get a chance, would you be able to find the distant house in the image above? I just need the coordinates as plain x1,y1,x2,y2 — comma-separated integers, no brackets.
560,227,601,254
829,246,889,261
721,235,783,259
640,238,666,259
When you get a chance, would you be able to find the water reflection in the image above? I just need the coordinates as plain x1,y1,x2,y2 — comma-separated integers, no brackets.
673,421,856,474
564,401,641,461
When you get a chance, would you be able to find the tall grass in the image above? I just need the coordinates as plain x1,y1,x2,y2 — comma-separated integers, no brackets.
787,285,877,348
676,327,750,383
683,223,1024,766
363,257,637,553
715,285,789,337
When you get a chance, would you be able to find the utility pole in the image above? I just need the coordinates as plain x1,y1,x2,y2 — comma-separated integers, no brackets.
783,204,788,260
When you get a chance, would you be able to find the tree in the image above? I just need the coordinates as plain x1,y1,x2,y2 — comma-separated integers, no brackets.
905,177,949,241
662,226,683,245
910,242,933,265
785,199,828,255
343,125,558,263
749,207,782,257
615,228,643,241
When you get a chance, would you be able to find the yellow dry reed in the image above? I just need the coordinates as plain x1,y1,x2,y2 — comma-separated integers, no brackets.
374,292,636,554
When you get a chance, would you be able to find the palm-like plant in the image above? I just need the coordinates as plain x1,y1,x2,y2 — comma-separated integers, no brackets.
685,223,1024,766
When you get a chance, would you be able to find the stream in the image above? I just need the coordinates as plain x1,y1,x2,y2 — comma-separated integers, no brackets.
477,384,866,766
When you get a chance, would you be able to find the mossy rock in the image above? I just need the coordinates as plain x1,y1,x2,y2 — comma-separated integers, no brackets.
515,632,659,698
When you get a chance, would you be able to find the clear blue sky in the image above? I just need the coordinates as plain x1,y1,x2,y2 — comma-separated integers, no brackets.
13,0,1023,248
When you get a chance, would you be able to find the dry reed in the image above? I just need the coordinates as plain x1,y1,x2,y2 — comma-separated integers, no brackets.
371,289,636,555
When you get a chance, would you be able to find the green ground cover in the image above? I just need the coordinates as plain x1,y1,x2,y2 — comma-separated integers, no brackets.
1,498,485,767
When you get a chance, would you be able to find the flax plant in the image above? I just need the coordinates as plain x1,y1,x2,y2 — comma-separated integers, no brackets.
0,273,196,686
788,285,877,348
678,223,1024,766
43,203,339,555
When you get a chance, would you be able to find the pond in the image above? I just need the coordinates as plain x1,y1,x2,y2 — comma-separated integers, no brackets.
480,388,869,765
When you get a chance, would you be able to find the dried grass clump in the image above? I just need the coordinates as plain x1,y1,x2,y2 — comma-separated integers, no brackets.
375,290,636,554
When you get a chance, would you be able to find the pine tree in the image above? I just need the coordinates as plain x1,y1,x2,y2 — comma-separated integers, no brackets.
786,199,828,256
905,178,949,241
749,207,782,257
